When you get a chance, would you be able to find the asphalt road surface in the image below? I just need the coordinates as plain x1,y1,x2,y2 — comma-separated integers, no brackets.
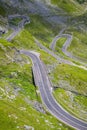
35,38,87,70
20,50,87,130
6,14,30,41
5,14,87,129
50,32,87,66
50,33,73,58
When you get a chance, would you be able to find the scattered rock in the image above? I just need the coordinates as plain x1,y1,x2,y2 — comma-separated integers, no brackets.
8,114,18,120
58,128,61,130
45,120,48,123
10,72,18,78
17,126,20,129
36,119,39,123
25,98,46,114
58,80,76,92
19,107,26,111
10,95,16,99
13,86,21,96
59,123,62,126
47,63,58,74
0,96,2,99
0,43,6,51
24,125,34,130
33,101,46,114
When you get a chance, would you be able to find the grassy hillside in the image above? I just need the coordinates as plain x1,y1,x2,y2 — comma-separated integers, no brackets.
0,5,6,16
76,0,86,4
50,0,84,14
65,27,87,63
0,30,74,130
25,14,61,45
7,12,87,123
0,0,87,129
49,63,87,121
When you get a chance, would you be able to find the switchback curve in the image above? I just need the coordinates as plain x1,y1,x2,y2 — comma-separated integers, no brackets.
20,50,87,130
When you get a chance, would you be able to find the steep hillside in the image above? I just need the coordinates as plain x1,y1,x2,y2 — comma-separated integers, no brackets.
50,0,87,14
0,0,87,130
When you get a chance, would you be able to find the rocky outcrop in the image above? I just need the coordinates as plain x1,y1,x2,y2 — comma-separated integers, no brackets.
0,15,8,35
0,0,20,7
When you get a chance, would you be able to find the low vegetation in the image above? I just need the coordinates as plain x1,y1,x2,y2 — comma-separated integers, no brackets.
0,32,73,129
77,0,86,4
9,17,22,26
67,29,87,63
50,63,87,95
53,88,87,121
25,14,61,46
49,63,87,120
0,0,87,129
0,5,6,16
55,37,67,56
11,18,87,122
51,0,84,14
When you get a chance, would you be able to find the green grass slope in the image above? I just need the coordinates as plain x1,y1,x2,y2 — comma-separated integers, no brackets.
11,14,87,123
50,0,84,14
0,5,6,16
0,32,73,130
65,28,87,63
0,0,87,129
49,63,87,121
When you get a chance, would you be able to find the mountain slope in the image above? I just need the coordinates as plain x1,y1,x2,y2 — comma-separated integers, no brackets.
0,0,87,129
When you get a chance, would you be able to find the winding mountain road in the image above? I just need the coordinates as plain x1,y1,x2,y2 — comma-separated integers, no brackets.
49,30,87,67
50,33,73,58
6,14,30,41
20,50,87,130
6,14,87,129
35,38,87,70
